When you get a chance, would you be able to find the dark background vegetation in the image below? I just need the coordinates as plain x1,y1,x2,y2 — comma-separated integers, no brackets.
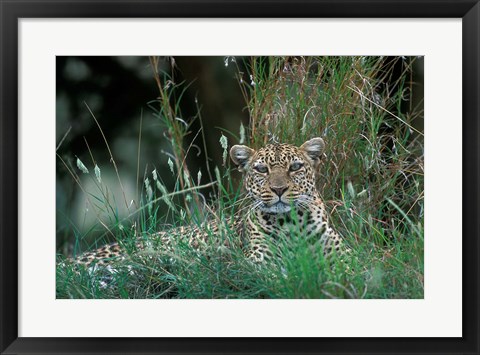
56,57,250,253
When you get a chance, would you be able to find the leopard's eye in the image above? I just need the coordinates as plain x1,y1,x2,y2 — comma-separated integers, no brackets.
289,161,304,172
254,164,268,173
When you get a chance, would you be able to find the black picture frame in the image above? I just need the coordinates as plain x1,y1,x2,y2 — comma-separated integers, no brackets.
1,1,478,354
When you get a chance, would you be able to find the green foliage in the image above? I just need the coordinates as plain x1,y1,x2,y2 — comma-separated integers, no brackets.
57,56,423,299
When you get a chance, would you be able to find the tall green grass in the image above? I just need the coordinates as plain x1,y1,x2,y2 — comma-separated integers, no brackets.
56,56,423,299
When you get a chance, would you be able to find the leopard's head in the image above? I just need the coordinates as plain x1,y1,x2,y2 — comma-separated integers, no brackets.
230,138,324,213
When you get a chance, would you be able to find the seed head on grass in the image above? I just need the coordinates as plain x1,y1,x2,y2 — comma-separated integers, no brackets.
220,133,228,166
94,164,101,184
167,158,175,175
76,157,89,174
183,170,191,189
197,170,202,185
239,122,246,144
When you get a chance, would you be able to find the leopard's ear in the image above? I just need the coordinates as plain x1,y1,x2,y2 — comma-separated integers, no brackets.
230,145,255,172
300,137,325,166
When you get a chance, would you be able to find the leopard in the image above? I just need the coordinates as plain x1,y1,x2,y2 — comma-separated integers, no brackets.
66,137,342,267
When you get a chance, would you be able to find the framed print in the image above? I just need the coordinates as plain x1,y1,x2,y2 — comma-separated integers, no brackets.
1,0,479,354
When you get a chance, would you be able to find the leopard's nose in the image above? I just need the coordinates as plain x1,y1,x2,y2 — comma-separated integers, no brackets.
271,185,288,197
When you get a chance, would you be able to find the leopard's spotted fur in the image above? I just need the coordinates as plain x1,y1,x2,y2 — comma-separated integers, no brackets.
230,137,341,262
69,137,341,266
